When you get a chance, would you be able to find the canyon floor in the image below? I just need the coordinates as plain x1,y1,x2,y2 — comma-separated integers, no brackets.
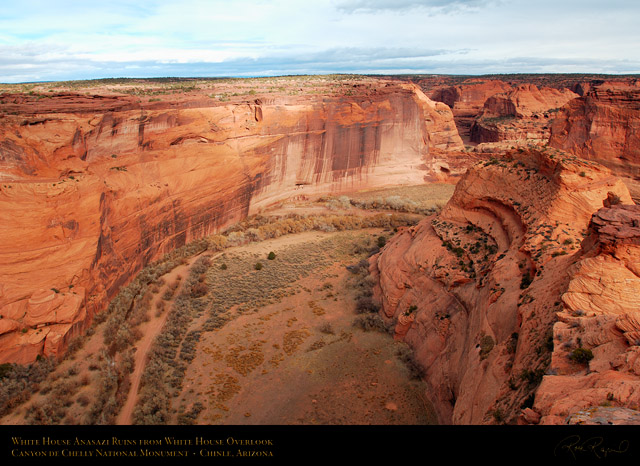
0,184,453,425
175,233,436,425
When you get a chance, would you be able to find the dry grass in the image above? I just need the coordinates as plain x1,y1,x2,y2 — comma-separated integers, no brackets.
1,200,426,425
316,184,454,216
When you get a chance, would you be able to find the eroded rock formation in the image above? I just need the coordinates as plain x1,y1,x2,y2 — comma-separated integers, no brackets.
371,147,639,424
549,80,640,199
534,202,640,424
427,79,512,141
470,84,579,146
0,79,464,362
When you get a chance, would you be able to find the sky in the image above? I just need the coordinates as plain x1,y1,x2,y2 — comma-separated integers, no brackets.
1,0,639,83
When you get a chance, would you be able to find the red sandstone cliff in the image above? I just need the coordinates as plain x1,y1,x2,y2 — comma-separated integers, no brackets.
428,79,512,142
549,80,640,199
534,202,640,424
0,79,463,363
428,79,513,119
371,147,639,424
470,84,579,146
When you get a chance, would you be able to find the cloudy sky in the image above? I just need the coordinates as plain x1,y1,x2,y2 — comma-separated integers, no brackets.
1,0,639,83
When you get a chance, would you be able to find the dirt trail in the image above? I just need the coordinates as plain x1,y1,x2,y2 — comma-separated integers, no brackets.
115,252,219,425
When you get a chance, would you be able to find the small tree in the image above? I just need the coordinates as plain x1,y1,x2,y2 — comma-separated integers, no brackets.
570,347,594,364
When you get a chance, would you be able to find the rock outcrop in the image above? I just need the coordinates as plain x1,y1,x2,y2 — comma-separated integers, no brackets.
549,80,640,199
534,202,640,425
428,79,512,142
371,147,639,424
0,79,464,362
470,84,579,146
427,79,513,118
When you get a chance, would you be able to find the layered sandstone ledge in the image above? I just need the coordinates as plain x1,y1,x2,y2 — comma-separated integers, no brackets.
426,76,640,188
470,84,579,145
372,147,639,424
549,80,640,199
0,78,464,363
536,202,640,424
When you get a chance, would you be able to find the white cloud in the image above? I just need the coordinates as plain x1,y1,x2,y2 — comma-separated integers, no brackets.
0,0,638,82
334,0,494,13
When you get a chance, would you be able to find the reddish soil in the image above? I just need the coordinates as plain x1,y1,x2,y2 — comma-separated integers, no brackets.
173,232,437,425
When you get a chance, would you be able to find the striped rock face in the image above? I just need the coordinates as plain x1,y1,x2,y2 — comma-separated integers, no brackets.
549,80,640,200
371,147,639,425
0,78,465,363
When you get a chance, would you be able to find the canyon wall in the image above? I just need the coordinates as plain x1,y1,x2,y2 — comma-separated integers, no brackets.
427,79,512,142
0,80,463,363
549,80,640,198
469,84,579,146
372,147,639,424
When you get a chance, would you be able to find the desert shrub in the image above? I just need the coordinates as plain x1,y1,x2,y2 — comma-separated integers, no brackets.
26,399,67,425
0,364,13,379
544,330,554,352
177,401,205,425
479,335,495,360
491,408,504,423
25,375,81,424
64,335,87,359
353,314,387,333
319,322,335,335
190,258,210,276
355,296,380,314
520,272,532,289
254,262,263,270
245,228,264,242
129,298,151,327
207,234,228,251
267,251,276,260
326,196,351,210
377,236,386,248
179,330,202,363
396,345,425,380
162,282,179,300
608,193,622,205
225,231,246,246
570,347,594,364
190,282,208,298
0,357,55,417
519,368,545,387
349,194,438,215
